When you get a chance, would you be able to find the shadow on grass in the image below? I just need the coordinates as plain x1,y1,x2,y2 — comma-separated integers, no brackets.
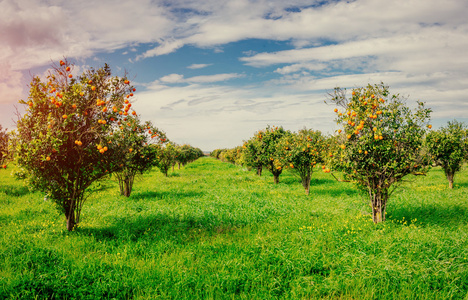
0,184,30,197
310,178,339,186
390,203,468,226
454,180,468,188
309,179,361,197
275,176,337,187
76,212,242,243
131,190,204,201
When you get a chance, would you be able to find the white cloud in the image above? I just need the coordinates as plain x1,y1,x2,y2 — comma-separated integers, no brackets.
0,63,24,104
136,39,184,60
241,27,468,72
159,73,244,84
187,63,212,69
275,62,327,74
160,73,185,83
186,73,244,83
0,0,175,70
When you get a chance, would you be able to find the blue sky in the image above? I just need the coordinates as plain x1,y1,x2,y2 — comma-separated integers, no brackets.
1,0,467,151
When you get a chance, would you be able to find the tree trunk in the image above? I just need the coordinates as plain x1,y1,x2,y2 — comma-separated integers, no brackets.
271,167,282,184
446,172,454,189
67,212,75,231
369,188,388,223
302,170,311,195
178,162,181,169
117,172,135,197
122,175,134,197
257,166,262,176
64,200,76,231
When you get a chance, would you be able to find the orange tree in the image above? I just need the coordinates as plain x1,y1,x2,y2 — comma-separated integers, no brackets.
12,59,134,231
219,146,242,165
326,83,432,223
247,126,291,184
110,116,167,196
242,137,264,175
176,144,204,168
210,149,225,159
277,129,325,195
425,120,467,188
0,125,9,169
153,141,178,177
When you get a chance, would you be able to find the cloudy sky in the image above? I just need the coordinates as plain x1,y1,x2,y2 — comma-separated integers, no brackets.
1,0,467,151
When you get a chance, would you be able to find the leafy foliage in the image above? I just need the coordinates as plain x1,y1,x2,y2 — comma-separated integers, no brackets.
249,126,291,183
110,116,167,196
327,83,432,223
176,144,204,168
277,129,325,194
242,137,264,175
11,59,135,230
426,120,467,188
153,142,178,176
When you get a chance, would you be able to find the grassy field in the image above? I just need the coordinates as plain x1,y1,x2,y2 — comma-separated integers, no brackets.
1,157,467,299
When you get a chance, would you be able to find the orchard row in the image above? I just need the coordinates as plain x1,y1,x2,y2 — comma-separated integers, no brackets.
211,83,468,223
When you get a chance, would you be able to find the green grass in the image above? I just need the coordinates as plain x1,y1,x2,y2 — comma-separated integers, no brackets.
1,158,467,299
